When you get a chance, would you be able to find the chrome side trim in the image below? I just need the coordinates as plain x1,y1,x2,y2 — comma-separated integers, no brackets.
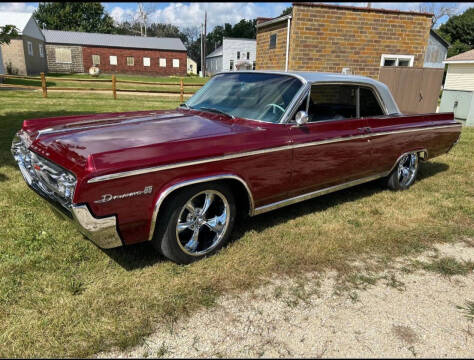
147,174,254,241
253,173,389,215
252,149,427,216
71,205,123,249
87,124,461,184
88,144,293,183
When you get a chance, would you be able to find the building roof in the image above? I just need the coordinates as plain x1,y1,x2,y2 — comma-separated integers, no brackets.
0,12,33,33
292,2,433,17
444,48,474,64
42,29,186,51
206,45,223,59
213,70,400,114
430,29,450,48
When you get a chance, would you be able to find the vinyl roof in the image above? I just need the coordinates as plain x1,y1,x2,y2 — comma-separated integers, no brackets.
42,29,186,51
214,70,401,114
0,12,32,32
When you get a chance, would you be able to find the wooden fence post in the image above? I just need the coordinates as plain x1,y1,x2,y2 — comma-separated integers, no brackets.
180,79,184,103
40,72,47,98
112,75,117,100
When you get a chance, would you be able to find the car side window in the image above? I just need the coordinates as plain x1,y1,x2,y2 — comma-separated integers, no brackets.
308,84,357,122
359,87,384,117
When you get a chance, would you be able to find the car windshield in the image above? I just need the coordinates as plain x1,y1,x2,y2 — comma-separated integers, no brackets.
185,72,304,123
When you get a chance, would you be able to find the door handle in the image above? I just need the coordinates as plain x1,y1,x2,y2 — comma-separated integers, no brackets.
357,127,371,134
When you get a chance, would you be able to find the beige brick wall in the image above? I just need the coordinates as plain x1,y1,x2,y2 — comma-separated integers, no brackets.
256,21,288,70
256,4,432,79
1,39,26,75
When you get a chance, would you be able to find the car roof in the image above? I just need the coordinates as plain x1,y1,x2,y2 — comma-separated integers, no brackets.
213,70,401,115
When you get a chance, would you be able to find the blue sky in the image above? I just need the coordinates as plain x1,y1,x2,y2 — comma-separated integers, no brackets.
1,2,472,30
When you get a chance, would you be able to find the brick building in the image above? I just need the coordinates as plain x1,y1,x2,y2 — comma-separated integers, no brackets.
42,30,187,76
256,3,434,79
0,12,47,75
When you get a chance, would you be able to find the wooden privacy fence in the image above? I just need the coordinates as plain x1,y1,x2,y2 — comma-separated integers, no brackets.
378,67,444,114
0,73,200,102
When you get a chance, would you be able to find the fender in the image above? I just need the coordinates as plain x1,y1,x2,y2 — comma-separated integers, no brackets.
147,174,255,241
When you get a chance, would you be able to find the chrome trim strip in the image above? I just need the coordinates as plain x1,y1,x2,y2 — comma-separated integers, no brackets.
148,174,254,241
88,144,293,183
71,205,123,249
253,173,389,215
87,124,460,184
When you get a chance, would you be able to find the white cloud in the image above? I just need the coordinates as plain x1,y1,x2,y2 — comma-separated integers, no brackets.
0,2,37,13
109,2,287,30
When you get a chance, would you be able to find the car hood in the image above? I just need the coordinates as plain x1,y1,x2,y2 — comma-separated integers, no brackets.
22,109,251,177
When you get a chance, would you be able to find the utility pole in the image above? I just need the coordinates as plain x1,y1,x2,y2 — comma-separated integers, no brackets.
203,10,207,77
200,23,204,77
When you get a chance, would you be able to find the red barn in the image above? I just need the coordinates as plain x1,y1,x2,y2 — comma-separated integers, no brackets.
42,29,187,76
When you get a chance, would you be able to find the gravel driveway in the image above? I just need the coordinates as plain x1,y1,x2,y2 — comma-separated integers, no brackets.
97,240,474,358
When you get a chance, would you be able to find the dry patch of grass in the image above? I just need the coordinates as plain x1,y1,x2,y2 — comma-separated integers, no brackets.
0,91,473,357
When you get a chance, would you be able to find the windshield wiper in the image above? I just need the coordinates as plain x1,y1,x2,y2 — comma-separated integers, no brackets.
197,107,235,119
179,103,191,109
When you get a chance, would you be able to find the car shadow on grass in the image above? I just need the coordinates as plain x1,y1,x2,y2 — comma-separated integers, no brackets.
99,161,449,270
232,161,449,237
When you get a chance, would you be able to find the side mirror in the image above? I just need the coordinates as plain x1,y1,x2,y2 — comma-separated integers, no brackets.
295,110,309,126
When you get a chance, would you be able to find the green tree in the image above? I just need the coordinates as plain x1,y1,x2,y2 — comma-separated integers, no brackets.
34,2,116,33
438,7,474,57
0,25,19,45
279,6,292,17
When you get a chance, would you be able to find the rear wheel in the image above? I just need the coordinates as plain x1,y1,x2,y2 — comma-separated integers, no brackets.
387,152,419,190
152,183,236,264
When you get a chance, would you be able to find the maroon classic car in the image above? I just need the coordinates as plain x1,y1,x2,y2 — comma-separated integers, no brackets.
12,71,461,264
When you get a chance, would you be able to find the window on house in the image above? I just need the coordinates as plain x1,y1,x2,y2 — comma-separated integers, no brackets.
55,48,72,63
143,57,150,67
27,41,33,56
269,34,276,49
380,54,414,67
159,58,166,67
109,55,117,65
252,61,256,70
230,59,234,70
247,51,250,60
359,87,384,117
308,84,357,122
127,56,134,66
92,55,100,65
39,44,44,58
237,51,240,59
172,59,179,68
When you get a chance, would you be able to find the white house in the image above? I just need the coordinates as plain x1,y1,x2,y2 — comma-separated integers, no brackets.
187,56,197,75
206,37,256,76
439,48,474,126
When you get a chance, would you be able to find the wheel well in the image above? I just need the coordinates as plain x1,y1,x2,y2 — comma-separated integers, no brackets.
153,178,252,238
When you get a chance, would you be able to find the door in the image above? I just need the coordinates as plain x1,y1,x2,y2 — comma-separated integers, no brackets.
288,84,373,197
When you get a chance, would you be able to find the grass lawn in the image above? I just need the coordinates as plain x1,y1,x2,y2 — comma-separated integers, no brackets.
0,90,473,357
2,73,208,93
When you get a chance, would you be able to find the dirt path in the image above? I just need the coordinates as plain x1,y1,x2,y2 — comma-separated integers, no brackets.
97,240,474,358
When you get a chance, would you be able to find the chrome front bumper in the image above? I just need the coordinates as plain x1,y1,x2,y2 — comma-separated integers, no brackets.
12,132,123,249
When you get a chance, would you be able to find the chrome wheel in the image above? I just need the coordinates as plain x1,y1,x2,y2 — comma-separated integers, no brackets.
175,190,230,256
397,153,418,187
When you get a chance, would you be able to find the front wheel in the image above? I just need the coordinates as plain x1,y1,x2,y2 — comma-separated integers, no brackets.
387,152,419,190
152,183,236,264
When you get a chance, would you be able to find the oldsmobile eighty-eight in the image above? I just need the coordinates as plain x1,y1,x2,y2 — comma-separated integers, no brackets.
12,71,461,263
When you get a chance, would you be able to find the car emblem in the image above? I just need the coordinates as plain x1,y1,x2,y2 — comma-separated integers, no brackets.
94,186,153,203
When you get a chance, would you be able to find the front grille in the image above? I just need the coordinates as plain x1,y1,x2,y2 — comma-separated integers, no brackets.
11,131,77,211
